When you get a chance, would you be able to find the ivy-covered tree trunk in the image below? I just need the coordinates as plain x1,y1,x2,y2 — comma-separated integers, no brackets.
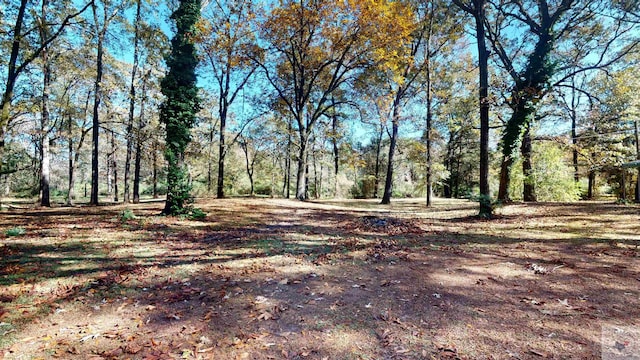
521,125,537,202
496,24,557,202
160,0,201,215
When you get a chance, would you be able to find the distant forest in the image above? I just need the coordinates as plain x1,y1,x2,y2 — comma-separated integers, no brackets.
1,0,639,214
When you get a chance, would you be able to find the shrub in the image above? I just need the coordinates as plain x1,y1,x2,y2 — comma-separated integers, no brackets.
120,209,137,221
5,227,26,236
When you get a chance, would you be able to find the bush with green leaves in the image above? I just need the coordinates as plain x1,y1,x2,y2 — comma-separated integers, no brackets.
5,227,26,236
509,141,581,202
120,209,137,222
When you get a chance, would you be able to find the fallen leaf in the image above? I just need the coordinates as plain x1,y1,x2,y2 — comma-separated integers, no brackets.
124,343,142,354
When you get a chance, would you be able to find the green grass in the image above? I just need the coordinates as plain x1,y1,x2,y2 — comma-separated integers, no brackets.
5,227,26,237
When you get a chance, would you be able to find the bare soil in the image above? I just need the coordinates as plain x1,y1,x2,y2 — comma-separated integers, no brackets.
0,198,639,359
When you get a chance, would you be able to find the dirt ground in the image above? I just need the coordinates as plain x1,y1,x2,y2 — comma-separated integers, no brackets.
0,198,639,359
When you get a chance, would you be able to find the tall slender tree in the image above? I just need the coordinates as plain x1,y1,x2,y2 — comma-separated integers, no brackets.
198,0,259,199
89,0,125,205
124,0,143,203
160,0,202,215
453,0,492,217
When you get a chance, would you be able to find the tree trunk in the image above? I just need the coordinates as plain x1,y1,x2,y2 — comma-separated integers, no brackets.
39,71,51,207
133,70,148,204
67,114,75,205
284,118,292,198
444,132,454,198
331,97,339,197
497,157,513,202
112,131,118,202
587,168,595,199
475,0,491,216
207,115,215,193
295,131,308,200
39,0,52,207
133,139,142,203
304,149,310,199
152,140,159,199
522,125,537,202
425,58,433,207
571,88,579,183
373,126,383,199
216,101,227,198
107,151,112,195
90,3,104,206
312,139,319,199
381,102,400,205
621,168,626,201
0,0,28,181
240,138,255,196
124,0,142,203
634,118,639,203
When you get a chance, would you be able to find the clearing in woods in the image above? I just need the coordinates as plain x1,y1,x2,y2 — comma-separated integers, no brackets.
0,198,639,359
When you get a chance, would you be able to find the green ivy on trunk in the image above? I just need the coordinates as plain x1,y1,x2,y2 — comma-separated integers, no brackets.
160,0,201,215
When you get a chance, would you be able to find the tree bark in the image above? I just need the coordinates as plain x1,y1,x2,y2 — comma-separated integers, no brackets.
381,101,400,205
90,2,104,206
425,58,433,207
634,118,639,203
152,140,159,199
67,113,74,205
112,131,118,202
283,118,291,198
570,82,579,183
0,0,28,184
454,0,491,216
331,97,339,197
38,0,52,207
240,138,255,196
124,0,142,203
475,0,491,216
587,169,595,199
621,168,626,201
522,125,537,202
373,125,383,199
216,102,227,198
133,71,148,204
295,131,309,200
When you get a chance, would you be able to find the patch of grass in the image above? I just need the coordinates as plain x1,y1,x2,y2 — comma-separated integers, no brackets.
5,227,26,237
0,322,17,348
188,207,207,220
120,209,137,221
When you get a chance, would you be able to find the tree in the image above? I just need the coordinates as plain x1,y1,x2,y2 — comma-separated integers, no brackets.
453,0,492,217
257,0,414,200
379,0,461,205
0,0,91,185
160,0,202,215
198,0,259,199
485,0,640,203
89,0,126,205
123,0,143,204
